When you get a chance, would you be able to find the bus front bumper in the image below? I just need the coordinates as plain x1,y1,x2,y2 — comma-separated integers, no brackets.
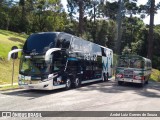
116,78,143,83
19,80,66,90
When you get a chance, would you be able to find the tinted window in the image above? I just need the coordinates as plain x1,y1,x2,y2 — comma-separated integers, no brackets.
56,34,72,49
51,51,67,72
92,44,101,56
23,33,57,53
118,58,128,67
101,48,106,56
71,37,83,51
130,59,143,68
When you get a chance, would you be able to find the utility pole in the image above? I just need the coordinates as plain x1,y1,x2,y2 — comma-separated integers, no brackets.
115,0,123,55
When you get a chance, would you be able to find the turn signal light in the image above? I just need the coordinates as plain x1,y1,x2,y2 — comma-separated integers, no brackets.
134,76,144,80
116,74,123,78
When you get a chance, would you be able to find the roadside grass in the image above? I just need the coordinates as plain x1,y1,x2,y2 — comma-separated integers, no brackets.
0,29,27,60
0,85,19,91
0,60,20,85
0,29,28,85
150,69,160,82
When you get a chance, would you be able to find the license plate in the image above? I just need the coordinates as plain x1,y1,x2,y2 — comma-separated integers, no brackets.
124,78,131,82
20,75,31,80
25,76,31,80
19,81,28,85
29,86,34,89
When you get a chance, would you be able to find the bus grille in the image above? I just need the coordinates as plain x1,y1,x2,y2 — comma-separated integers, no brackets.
124,70,133,78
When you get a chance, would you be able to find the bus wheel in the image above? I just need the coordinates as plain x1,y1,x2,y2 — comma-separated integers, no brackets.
139,81,145,87
146,80,148,84
74,77,81,88
145,77,149,84
66,78,71,89
118,81,123,85
102,73,106,82
106,73,109,81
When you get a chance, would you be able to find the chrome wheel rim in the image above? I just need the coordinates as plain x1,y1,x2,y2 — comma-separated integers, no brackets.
75,78,79,86
66,79,71,88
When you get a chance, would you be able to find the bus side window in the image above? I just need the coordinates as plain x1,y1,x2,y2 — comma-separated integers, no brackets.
130,60,134,68
56,38,63,48
101,48,106,56
137,61,141,68
141,61,145,68
57,34,71,49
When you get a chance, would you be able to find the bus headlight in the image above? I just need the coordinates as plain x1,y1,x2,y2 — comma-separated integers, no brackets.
42,74,57,82
48,74,54,80
57,76,62,81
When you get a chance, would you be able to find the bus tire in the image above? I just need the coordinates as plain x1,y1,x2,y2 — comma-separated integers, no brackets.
65,78,71,90
145,77,149,84
74,77,81,88
139,81,145,87
146,80,148,84
106,73,109,81
102,73,106,82
118,81,123,85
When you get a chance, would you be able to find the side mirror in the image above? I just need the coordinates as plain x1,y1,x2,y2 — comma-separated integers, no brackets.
11,46,18,59
45,48,61,64
8,46,22,60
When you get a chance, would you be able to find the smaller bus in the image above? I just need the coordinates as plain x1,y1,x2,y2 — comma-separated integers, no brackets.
115,55,152,87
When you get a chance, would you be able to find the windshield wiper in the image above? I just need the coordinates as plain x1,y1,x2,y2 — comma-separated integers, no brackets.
48,42,53,48
43,42,54,52
32,49,36,53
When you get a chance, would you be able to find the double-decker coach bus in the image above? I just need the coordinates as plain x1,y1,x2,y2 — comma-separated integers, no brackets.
8,32,113,90
115,55,152,87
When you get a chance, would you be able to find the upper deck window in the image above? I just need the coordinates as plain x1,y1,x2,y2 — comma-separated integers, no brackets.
56,34,72,49
23,33,57,53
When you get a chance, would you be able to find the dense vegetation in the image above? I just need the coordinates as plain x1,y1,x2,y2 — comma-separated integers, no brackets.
0,0,160,70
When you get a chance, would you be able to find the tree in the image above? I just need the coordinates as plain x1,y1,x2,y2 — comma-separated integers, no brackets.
67,0,92,36
147,0,155,60
19,0,26,32
103,1,119,20
138,0,160,60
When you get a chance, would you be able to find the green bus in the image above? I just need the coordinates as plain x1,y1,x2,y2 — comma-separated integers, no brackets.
115,55,152,87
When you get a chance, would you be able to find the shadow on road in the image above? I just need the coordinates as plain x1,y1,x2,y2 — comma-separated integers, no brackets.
2,88,67,99
75,80,160,98
2,80,160,99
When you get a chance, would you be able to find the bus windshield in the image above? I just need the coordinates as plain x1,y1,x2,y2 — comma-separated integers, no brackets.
118,58,144,68
118,59,128,67
130,59,144,68
23,33,57,53
20,57,50,75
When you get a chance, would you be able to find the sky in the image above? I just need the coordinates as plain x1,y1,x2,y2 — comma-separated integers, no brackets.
137,0,160,25
61,0,160,25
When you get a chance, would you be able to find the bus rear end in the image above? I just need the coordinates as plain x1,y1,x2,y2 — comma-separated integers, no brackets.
115,55,147,86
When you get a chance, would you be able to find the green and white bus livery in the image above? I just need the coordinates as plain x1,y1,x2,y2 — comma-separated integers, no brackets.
115,55,152,87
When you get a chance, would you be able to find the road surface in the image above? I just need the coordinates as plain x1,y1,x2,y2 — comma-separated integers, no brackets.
0,78,160,120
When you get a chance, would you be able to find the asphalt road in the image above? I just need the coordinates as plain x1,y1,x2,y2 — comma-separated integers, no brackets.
0,78,160,120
